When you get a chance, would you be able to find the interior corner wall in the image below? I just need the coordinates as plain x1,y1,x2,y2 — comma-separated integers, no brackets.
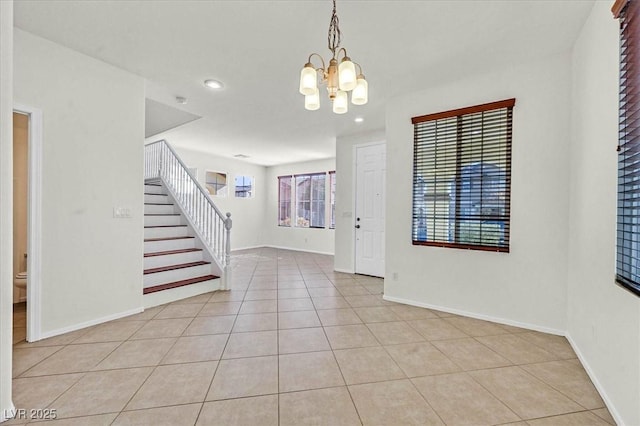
568,2,640,424
385,53,572,333
334,130,385,273
168,146,266,250
0,0,14,420
14,29,145,336
264,158,336,255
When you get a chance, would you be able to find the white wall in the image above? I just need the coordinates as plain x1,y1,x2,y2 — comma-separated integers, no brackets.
169,146,267,250
14,30,145,336
0,1,14,421
265,158,336,255
334,130,385,272
384,53,572,333
568,2,640,424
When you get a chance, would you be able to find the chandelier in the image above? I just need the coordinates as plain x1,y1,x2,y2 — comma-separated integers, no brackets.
298,0,368,114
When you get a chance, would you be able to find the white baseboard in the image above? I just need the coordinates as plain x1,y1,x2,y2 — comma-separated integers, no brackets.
35,307,144,341
263,245,334,256
230,244,335,256
565,333,623,426
334,268,355,274
231,245,265,252
1,403,16,423
382,294,565,336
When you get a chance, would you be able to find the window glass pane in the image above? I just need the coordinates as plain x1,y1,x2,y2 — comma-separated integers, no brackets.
235,175,253,198
278,176,292,226
295,173,326,228
295,175,311,227
330,171,336,229
205,171,227,196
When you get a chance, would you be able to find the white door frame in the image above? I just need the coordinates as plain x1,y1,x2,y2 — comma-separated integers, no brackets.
13,104,43,342
352,140,385,276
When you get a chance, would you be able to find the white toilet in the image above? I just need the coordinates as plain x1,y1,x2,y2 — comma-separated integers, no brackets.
14,271,27,291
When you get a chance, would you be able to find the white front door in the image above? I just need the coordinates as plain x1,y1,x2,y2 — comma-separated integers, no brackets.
355,143,385,277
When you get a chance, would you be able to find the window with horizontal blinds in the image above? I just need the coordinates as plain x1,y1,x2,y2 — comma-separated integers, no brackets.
614,0,640,296
411,99,515,252
329,171,336,229
295,173,326,228
278,176,292,227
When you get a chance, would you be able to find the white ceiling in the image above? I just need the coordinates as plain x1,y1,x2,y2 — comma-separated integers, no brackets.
14,0,594,166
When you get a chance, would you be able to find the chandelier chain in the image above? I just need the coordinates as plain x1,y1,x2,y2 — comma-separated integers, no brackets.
327,0,341,56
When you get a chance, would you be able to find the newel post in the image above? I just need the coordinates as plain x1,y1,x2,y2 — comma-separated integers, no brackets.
222,212,232,290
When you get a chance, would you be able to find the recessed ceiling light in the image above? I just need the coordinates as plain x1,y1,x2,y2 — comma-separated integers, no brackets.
204,79,224,90
354,117,364,123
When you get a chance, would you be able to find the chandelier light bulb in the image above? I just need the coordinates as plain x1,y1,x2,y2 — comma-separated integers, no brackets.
351,75,368,105
338,57,357,92
333,90,349,114
305,88,320,110
299,64,318,96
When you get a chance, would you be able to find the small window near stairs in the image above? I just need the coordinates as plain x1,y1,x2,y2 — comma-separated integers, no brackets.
206,171,227,197
235,175,254,198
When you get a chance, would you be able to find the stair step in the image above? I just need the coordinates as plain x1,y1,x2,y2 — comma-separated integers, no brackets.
144,204,176,215
144,236,195,252
144,225,188,239
144,236,195,242
145,203,174,206
144,261,210,275
144,192,167,196
144,214,183,227
145,194,171,203
144,248,202,257
145,214,180,216
143,247,204,269
143,275,219,294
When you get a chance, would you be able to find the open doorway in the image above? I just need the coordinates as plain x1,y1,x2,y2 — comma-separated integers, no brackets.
12,104,42,343
12,112,28,344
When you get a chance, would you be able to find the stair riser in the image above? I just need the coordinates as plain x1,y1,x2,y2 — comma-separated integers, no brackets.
144,226,188,239
144,251,203,269
144,238,195,252
144,185,166,195
144,264,213,287
144,204,176,214
145,194,170,203
143,278,220,308
144,215,183,227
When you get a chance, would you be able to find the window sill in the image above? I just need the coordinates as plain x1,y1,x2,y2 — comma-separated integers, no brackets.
412,240,509,253
615,275,640,297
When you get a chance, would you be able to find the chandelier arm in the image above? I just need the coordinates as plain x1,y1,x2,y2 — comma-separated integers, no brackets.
307,53,327,71
354,62,364,75
336,47,348,61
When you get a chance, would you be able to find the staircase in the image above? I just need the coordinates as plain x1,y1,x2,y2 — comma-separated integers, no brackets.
143,180,219,307
143,140,232,307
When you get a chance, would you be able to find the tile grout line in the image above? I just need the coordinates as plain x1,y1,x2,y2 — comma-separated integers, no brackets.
195,254,256,425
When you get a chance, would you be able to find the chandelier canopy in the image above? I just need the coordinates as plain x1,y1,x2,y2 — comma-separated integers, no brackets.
299,0,368,114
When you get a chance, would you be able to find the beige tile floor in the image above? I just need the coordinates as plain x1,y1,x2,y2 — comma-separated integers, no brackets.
9,248,617,425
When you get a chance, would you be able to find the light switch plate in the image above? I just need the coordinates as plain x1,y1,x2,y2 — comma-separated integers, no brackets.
113,207,132,218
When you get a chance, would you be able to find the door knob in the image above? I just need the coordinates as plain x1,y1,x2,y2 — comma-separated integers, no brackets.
355,224,360,229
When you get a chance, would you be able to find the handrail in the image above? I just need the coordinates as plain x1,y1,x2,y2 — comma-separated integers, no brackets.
144,140,232,290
